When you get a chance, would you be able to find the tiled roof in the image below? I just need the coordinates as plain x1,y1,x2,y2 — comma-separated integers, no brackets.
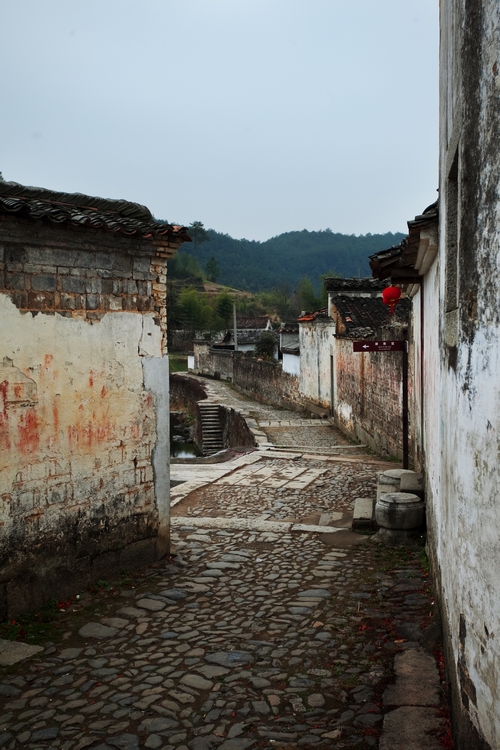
324,277,385,292
331,295,411,338
369,201,438,281
279,322,299,333
223,328,276,346
236,316,271,329
297,307,329,323
0,177,190,242
281,344,300,355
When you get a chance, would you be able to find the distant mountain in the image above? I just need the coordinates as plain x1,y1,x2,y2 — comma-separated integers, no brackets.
188,228,405,292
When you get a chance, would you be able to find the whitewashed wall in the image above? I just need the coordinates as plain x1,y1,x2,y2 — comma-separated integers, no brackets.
282,352,300,376
299,319,333,409
428,2,500,747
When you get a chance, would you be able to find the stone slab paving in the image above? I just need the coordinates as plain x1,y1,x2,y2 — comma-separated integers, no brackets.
262,426,352,450
0,641,43,667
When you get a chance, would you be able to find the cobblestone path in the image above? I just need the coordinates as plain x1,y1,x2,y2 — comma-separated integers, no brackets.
0,380,448,750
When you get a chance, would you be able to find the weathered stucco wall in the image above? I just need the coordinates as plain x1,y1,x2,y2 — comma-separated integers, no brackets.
299,320,333,409
0,215,182,617
0,297,166,615
334,330,411,460
430,2,500,747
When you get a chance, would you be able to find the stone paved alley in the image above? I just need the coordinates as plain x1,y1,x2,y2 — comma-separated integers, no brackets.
0,377,450,750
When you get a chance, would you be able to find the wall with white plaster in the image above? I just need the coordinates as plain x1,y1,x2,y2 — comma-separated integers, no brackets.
299,320,333,409
428,3,500,746
0,295,168,615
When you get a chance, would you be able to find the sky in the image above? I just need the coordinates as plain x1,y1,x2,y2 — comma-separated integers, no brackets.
0,0,438,241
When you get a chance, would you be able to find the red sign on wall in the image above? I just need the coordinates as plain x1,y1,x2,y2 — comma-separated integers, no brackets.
352,340,404,352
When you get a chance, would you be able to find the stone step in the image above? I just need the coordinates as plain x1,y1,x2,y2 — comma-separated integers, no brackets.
352,497,374,530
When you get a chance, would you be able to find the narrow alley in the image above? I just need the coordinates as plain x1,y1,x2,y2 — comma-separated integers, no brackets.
0,378,449,750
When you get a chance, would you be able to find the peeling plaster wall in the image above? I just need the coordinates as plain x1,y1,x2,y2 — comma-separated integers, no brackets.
299,320,333,409
431,2,500,747
0,294,169,616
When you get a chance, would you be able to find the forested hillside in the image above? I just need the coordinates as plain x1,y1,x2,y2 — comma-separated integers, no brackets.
186,228,405,292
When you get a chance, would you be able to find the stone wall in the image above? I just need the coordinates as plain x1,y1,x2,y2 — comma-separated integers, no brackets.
191,344,302,412
193,343,234,381
170,374,207,413
0,215,182,617
232,355,302,411
220,406,256,450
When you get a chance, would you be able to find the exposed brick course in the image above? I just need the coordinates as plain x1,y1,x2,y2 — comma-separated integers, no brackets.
0,213,179,354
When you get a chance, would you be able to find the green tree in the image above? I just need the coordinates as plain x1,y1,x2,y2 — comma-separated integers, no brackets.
205,256,220,282
177,287,204,333
188,221,211,251
255,331,277,360
297,276,322,313
169,250,203,280
215,291,233,326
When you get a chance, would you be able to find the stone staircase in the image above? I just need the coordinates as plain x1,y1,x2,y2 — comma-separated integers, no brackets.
199,403,224,455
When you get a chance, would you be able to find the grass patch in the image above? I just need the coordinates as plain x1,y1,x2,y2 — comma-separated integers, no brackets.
0,599,64,645
169,355,188,373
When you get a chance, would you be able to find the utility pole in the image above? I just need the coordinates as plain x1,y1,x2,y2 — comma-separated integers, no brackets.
233,300,238,352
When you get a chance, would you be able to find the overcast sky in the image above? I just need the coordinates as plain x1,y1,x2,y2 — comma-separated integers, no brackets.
0,0,438,241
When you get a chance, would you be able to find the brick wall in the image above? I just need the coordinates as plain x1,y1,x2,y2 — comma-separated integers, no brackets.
334,330,413,460
0,213,182,354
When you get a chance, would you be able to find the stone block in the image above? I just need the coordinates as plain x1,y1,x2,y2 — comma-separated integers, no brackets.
85,278,102,294
31,274,57,292
7,272,26,290
94,252,114,270
383,646,440,707
11,292,28,310
133,256,152,274
352,497,374,529
62,276,86,294
113,254,132,273
90,549,122,582
108,295,123,311
60,293,76,310
0,640,43,666
101,278,114,294
120,538,158,570
380,706,444,750
24,264,57,274
86,294,101,310
71,250,95,268
27,247,73,266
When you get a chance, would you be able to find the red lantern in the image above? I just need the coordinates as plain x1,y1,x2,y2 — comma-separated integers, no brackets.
382,285,401,315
